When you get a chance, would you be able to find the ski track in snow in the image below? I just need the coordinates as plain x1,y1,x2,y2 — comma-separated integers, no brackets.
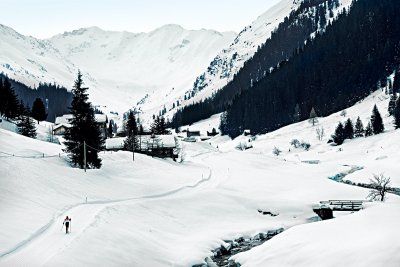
0,166,213,266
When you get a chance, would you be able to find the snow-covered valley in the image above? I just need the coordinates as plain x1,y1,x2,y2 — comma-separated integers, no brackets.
1,89,399,266
1,0,400,266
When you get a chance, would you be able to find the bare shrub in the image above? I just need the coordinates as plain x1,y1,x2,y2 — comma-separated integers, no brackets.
367,174,391,201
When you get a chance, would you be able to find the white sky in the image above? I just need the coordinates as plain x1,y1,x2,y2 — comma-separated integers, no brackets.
0,0,281,39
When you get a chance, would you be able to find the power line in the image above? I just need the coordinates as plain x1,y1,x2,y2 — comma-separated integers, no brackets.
0,143,82,159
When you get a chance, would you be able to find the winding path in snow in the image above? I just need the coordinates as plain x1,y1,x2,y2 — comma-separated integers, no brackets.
0,168,212,266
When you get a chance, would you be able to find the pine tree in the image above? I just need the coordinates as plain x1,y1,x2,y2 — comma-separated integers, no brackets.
151,116,160,134
107,120,114,138
354,116,364,137
393,70,400,95
18,100,29,118
159,116,168,134
388,94,397,116
308,107,318,126
219,112,229,135
64,72,103,169
31,98,47,123
332,122,345,145
343,118,354,139
394,98,400,129
365,121,373,137
151,115,169,135
17,116,37,138
124,111,138,160
371,105,384,134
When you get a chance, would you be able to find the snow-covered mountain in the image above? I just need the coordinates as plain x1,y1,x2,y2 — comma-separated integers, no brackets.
136,0,301,120
0,24,235,112
137,0,353,124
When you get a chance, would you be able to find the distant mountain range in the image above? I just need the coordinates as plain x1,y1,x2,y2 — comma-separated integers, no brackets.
0,23,235,113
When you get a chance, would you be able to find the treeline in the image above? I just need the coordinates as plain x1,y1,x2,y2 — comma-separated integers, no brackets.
0,73,73,122
170,0,340,128
221,0,400,137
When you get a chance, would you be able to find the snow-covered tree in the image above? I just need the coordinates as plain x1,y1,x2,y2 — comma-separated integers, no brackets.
332,122,345,145
394,98,400,129
365,121,373,137
354,116,364,137
64,71,104,169
17,115,36,138
124,111,139,161
343,118,354,139
388,94,397,116
371,105,384,134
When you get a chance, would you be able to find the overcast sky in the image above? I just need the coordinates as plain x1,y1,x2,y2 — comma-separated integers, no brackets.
0,0,281,38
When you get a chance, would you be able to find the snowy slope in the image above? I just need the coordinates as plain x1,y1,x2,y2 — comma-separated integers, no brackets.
233,203,400,267
136,0,301,121
0,24,235,112
137,0,354,124
1,87,400,266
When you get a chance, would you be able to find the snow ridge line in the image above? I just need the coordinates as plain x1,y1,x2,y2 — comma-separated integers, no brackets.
0,169,212,259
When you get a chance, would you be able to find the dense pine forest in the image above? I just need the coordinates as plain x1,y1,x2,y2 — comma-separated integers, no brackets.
222,0,400,137
171,0,400,138
170,0,341,128
0,74,72,122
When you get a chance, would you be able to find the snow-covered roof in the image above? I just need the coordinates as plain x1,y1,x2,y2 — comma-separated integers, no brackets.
105,135,177,150
95,114,108,123
55,114,73,125
55,114,107,125
105,137,125,150
153,135,176,148
53,123,71,130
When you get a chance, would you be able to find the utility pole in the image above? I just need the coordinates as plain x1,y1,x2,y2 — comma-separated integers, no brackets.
132,141,135,162
84,141,87,172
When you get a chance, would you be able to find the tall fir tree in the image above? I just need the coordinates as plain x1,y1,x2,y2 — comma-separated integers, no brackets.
393,98,400,129
388,94,397,116
343,118,354,139
393,70,400,95
371,105,384,134
17,116,37,138
332,122,345,145
354,116,364,137
107,120,114,138
18,100,29,118
64,72,103,169
31,98,47,123
124,111,139,160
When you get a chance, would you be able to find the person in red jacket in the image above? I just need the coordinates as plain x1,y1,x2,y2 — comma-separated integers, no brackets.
63,216,71,234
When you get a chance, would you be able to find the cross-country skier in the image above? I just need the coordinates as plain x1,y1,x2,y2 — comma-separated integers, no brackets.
63,216,71,234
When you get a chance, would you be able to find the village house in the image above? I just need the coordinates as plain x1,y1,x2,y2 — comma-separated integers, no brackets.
105,134,179,160
186,129,201,137
53,114,108,138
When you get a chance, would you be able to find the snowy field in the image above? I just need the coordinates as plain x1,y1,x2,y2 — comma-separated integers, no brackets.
1,90,400,266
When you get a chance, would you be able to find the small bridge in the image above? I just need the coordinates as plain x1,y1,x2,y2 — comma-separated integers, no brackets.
313,200,368,220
